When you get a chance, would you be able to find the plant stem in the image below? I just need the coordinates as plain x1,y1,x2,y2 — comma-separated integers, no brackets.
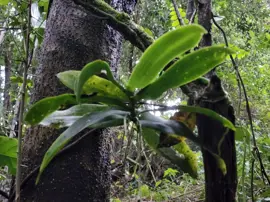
15,0,31,201
171,0,185,26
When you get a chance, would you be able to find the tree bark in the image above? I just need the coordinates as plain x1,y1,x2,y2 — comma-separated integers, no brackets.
197,0,237,201
197,76,237,202
198,0,212,47
14,0,135,201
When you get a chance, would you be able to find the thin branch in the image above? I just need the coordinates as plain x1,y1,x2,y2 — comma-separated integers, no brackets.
15,0,32,201
0,189,9,199
212,12,270,185
171,0,185,26
251,157,255,202
73,0,153,51
189,8,197,24
0,27,20,31
72,0,206,101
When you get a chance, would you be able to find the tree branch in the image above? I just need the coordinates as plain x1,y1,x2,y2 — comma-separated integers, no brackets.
0,189,9,199
171,0,185,26
73,0,204,99
73,0,153,51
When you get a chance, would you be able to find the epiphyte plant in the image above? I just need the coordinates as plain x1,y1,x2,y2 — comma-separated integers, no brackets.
24,24,235,183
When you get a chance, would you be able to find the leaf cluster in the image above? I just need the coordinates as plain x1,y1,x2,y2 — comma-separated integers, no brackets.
24,25,235,183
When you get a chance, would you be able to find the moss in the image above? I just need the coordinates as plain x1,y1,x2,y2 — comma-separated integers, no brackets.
115,12,130,22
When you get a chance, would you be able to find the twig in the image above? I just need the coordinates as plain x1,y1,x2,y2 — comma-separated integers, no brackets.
73,0,206,103
15,0,32,201
251,157,255,202
212,12,270,186
171,0,185,26
141,142,156,183
189,8,197,24
0,189,9,199
170,186,203,199
240,127,248,201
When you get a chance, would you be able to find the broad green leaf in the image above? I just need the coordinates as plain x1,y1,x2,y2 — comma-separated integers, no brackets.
127,25,206,91
25,94,77,125
0,0,9,5
0,136,17,175
80,95,129,109
40,104,110,128
136,46,233,100
36,109,130,183
142,128,197,178
58,71,128,100
235,126,250,142
177,105,236,131
57,70,80,91
83,76,128,100
75,60,124,102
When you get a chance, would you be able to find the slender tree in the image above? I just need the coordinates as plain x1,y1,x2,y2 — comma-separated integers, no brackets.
4,44,12,117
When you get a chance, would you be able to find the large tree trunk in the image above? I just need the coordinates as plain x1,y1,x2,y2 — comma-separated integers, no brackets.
13,0,135,201
197,0,237,201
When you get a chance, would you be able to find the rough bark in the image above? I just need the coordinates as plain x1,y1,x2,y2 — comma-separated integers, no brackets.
13,0,135,201
198,0,212,47
186,0,195,21
197,76,237,202
197,0,237,201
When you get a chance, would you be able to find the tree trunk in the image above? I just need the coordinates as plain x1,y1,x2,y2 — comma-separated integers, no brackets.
13,0,135,201
197,0,237,201
197,77,237,202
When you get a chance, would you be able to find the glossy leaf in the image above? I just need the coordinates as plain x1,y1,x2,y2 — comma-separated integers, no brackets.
57,70,80,91
127,25,206,91
142,128,197,178
177,105,236,131
80,95,129,109
75,60,124,102
40,104,110,128
83,75,128,100
25,94,77,125
58,71,128,100
136,46,234,100
36,109,130,183
0,136,17,175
